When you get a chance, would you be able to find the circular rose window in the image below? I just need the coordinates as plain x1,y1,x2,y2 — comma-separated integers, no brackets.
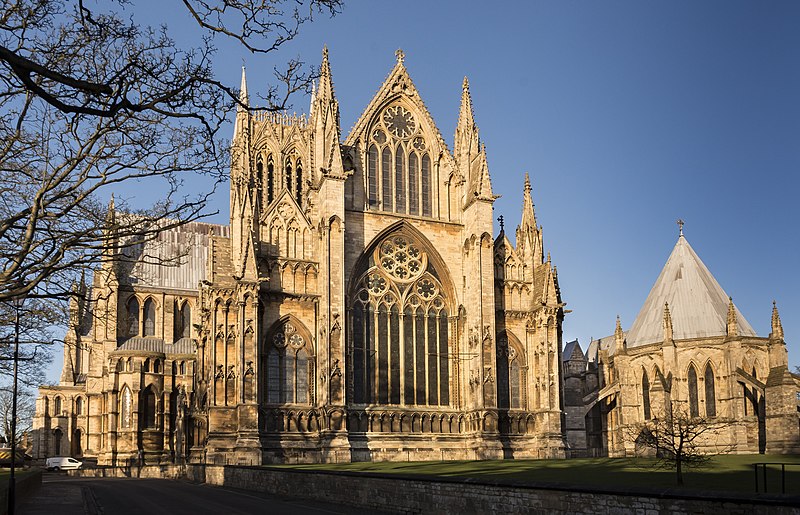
376,235,426,282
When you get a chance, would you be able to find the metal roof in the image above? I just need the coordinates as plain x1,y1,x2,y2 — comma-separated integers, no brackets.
626,235,757,347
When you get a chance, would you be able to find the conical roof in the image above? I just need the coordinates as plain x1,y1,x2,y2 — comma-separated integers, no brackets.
626,235,756,347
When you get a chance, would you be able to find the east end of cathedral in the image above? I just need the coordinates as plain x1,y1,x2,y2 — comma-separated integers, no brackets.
31,49,800,467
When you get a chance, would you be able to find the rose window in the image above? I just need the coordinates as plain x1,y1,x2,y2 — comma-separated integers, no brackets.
377,235,425,282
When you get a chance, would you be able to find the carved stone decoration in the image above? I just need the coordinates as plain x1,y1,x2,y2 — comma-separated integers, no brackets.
468,325,480,348
245,361,254,376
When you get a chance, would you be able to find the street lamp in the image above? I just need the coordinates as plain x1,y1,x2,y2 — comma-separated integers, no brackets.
7,295,23,515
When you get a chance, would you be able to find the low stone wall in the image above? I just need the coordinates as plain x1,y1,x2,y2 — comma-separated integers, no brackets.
71,464,800,514
203,466,800,515
0,469,42,515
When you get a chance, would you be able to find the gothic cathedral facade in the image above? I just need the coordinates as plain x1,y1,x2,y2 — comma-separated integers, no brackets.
32,49,566,465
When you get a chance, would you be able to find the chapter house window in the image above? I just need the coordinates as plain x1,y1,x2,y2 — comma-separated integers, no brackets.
351,234,449,406
642,369,651,420
367,106,432,216
688,364,699,417
705,364,716,417
265,321,311,404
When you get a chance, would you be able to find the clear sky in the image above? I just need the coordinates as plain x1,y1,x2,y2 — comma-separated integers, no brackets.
44,1,800,381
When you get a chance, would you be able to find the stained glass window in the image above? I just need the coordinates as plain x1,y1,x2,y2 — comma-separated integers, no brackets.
688,365,699,417
705,364,716,417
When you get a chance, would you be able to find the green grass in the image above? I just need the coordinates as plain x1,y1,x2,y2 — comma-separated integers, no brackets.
274,454,800,495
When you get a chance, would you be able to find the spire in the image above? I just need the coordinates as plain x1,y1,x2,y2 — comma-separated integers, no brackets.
520,172,537,233
726,297,738,336
475,143,494,200
317,45,335,102
663,302,673,342
238,65,249,111
454,76,480,196
770,301,784,340
615,315,625,350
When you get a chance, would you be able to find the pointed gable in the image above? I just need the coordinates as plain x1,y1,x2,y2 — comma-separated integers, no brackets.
626,235,757,347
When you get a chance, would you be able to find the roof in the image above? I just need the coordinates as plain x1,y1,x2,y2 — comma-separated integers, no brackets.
122,222,229,290
562,339,585,362
115,337,196,355
626,235,756,347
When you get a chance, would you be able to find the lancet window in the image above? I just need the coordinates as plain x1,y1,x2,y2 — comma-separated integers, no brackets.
120,387,132,428
265,320,312,405
366,105,432,216
704,364,716,417
497,333,526,410
688,364,699,417
174,301,191,340
143,298,156,337
125,297,139,337
642,369,651,420
284,152,303,207
350,234,450,406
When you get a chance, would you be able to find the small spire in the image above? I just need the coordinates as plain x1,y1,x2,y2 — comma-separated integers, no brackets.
105,193,116,225
238,65,249,109
677,218,684,237
395,48,405,64
462,76,469,91
663,302,674,342
615,315,625,350
771,300,784,340
726,297,739,336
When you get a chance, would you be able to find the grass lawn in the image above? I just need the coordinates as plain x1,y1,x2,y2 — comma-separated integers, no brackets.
275,454,800,495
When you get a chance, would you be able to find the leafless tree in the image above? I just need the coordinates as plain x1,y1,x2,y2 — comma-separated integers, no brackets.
0,387,35,446
0,298,58,387
0,0,342,306
630,404,731,486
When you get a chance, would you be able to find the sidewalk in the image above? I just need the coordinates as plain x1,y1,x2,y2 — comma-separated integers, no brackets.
17,473,95,515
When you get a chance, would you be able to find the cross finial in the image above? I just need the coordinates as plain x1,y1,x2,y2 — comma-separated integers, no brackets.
497,215,504,231
677,219,684,236
395,48,405,64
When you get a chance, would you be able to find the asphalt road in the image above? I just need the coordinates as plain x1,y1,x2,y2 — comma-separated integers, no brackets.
18,472,371,515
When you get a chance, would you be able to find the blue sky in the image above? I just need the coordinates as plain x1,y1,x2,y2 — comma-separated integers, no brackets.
44,1,800,381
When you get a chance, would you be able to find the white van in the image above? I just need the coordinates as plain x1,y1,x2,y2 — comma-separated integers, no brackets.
45,457,83,471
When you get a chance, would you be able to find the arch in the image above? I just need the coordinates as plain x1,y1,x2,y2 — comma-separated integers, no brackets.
141,385,158,429
497,330,526,410
72,428,82,456
367,144,378,206
53,428,63,456
704,362,716,417
53,396,63,415
263,316,313,405
120,386,133,429
125,296,140,337
143,297,156,337
687,363,699,417
348,227,454,409
642,368,651,420
75,396,84,416
267,154,275,204
175,300,191,340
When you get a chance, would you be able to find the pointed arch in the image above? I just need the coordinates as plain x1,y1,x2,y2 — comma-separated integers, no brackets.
125,296,140,337
143,297,156,337
687,363,699,417
704,362,716,417
120,385,133,429
395,143,405,214
295,158,303,206
381,146,392,211
497,331,526,410
367,144,378,206
267,154,275,204
642,368,651,420
263,316,313,405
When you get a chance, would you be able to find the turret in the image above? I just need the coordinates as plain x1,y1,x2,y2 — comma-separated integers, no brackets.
726,297,738,337
663,302,673,343
310,46,344,180
615,315,625,351
770,301,784,341
515,173,544,266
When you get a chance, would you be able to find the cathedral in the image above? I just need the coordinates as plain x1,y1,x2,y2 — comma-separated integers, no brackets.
31,49,567,465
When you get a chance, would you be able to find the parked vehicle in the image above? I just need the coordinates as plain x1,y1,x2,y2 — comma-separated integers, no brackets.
45,456,82,471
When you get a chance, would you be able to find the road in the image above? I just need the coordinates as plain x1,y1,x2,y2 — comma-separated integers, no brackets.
18,472,370,515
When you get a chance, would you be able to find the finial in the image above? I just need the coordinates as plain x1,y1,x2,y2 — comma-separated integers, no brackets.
524,172,531,193
497,215,504,232
677,219,684,236
462,76,469,91
323,45,329,60
395,48,405,64
771,300,784,340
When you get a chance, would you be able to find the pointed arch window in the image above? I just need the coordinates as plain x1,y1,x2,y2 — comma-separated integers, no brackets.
688,365,699,417
705,364,716,417
267,155,275,204
54,396,62,415
256,156,263,199
265,321,312,405
285,157,293,193
497,334,526,410
421,153,432,217
120,387,132,428
143,298,156,337
408,153,419,215
175,301,191,340
76,396,84,415
367,145,378,206
395,144,406,214
642,370,651,420
142,386,157,428
381,147,392,211
126,297,140,337
350,234,450,407
295,158,303,206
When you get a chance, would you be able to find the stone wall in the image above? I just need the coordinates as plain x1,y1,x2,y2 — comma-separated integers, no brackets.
72,464,800,514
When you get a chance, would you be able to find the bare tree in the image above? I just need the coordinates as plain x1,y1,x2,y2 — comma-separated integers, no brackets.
0,0,342,306
630,404,731,486
0,387,35,447
0,298,58,387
